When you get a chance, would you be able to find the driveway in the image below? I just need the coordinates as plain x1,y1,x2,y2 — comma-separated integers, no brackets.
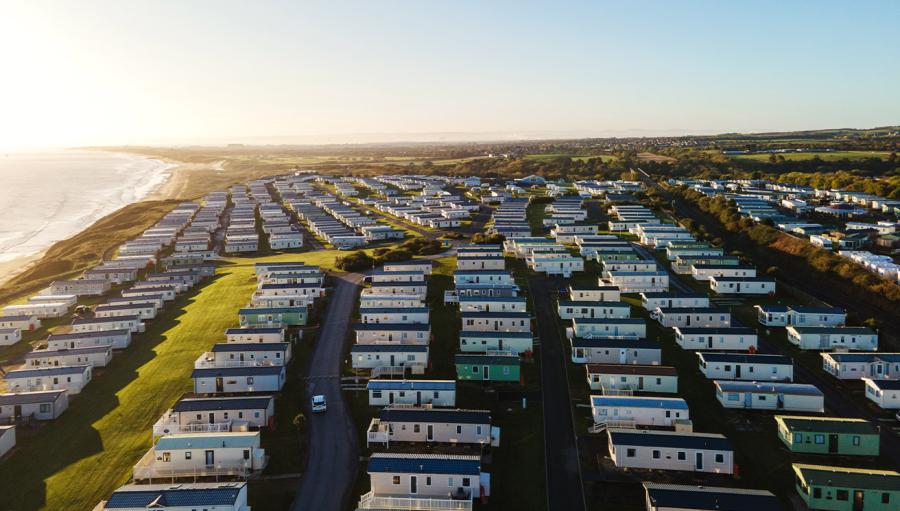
292,271,364,511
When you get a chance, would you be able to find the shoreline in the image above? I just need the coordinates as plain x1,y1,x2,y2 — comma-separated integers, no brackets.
0,152,189,287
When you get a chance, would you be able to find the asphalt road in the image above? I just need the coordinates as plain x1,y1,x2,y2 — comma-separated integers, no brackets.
292,271,364,511
528,277,587,511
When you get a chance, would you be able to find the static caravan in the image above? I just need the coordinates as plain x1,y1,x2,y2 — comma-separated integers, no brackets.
1,302,70,319
709,276,776,295
4,365,92,395
354,323,431,345
607,429,734,474
201,342,292,367
369,270,426,284
238,306,307,327
458,296,527,313
568,284,621,302
72,315,144,334
360,294,425,309
455,354,521,382
457,255,505,270
603,271,669,293
591,396,689,428
28,294,77,307
642,483,781,511
459,331,533,355
793,464,900,511
46,329,132,350
359,307,430,325
557,300,631,320
105,294,165,310
862,378,900,409
191,366,285,394
674,326,758,351
369,281,428,298
0,328,21,346
461,312,530,333
24,345,113,368
366,407,493,447
453,270,515,286
382,260,434,275
821,353,900,380
697,353,793,381
0,390,68,421
529,254,584,277
224,327,285,344
756,305,847,327
570,338,661,365
585,364,678,393
366,379,456,407
49,279,111,296
601,260,659,273
360,453,487,508
570,318,646,340
122,285,177,301
786,326,878,352
157,395,276,434
776,416,879,456
132,432,266,479
0,315,41,331
94,302,158,321
640,292,709,311
714,381,825,412
690,265,757,281
654,307,731,329
351,344,429,373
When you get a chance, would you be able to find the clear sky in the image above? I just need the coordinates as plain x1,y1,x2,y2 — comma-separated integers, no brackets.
1,0,898,149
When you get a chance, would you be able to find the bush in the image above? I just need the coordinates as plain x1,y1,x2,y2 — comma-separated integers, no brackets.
471,232,505,244
335,251,374,271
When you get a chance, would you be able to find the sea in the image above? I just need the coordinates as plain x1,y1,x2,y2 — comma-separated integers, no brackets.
0,150,173,264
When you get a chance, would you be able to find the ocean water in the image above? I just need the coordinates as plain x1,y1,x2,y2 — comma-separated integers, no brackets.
0,150,173,263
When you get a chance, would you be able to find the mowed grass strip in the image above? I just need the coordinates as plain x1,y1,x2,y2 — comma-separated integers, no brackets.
0,261,263,510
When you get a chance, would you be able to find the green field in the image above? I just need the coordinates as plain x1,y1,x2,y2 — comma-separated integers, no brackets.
0,250,344,510
731,150,894,162
523,153,617,163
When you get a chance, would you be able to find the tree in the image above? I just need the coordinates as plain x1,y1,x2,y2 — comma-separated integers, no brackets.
335,251,374,271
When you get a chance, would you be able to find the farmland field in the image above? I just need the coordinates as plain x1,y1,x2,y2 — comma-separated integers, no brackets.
731,150,894,161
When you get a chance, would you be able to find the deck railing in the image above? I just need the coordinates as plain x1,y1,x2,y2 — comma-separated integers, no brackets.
356,492,472,511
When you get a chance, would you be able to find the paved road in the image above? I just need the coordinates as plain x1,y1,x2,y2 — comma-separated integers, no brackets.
292,271,364,511
529,277,587,511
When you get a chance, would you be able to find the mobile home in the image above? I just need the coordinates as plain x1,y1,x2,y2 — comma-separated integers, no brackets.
585,364,678,393
714,381,825,412
607,429,734,474
697,353,793,381
366,380,456,407
591,396,689,428
776,416,879,456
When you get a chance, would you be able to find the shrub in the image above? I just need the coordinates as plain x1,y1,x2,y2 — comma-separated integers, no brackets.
335,251,374,271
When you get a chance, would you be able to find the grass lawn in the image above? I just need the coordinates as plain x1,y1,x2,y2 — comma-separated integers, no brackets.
731,150,895,162
0,250,341,511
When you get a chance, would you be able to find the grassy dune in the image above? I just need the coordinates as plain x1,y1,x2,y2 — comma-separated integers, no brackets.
0,200,180,306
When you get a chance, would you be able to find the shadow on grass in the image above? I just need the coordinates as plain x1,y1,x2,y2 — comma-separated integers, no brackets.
0,274,222,511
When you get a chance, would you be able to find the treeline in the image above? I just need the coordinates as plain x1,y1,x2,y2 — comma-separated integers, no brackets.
675,188,900,330
641,149,900,183
439,156,630,181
